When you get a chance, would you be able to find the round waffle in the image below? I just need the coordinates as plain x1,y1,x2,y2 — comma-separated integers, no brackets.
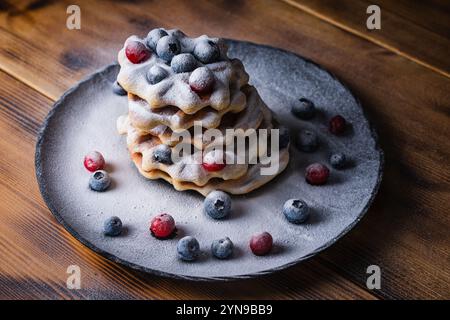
117,31,249,114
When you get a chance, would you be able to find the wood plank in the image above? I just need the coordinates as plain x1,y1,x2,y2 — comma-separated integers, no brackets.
0,0,449,298
0,69,376,299
284,0,450,77
283,0,450,77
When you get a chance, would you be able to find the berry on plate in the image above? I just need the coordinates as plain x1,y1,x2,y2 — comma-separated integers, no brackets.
189,67,215,94
125,41,151,64
171,53,198,73
330,152,347,169
329,115,347,135
283,199,310,224
89,170,111,191
103,216,122,236
150,213,176,239
204,190,231,219
193,40,220,64
177,236,200,261
156,35,181,63
84,151,105,172
250,232,273,256
297,129,319,152
279,126,291,149
291,97,315,120
146,28,168,50
305,163,330,185
112,81,127,96
211,237,234,259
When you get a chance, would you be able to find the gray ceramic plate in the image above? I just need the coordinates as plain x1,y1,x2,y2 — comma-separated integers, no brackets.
35,40,383,281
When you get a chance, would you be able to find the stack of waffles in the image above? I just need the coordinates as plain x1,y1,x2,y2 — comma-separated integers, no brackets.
116,28,289,196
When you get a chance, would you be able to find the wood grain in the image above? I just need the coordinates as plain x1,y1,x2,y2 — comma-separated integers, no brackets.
0,0,449,299
283,0,450,77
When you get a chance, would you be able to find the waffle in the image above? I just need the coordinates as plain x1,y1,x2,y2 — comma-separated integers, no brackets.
116,28,290,196
117,33,249,114
119,85,268,149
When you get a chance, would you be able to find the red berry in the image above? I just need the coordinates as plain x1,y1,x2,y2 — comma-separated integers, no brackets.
305,163,330,185
250,232,273,256
202,162,226,172
190,82,214,95
202,151,226,172
189,67,215,95
125,41,151,64
83,151,105,172
150,213,175,239
329,115,347,135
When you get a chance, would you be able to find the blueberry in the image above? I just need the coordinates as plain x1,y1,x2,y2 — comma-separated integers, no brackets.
156,35,181,63
193,40,220,64
147,65,168,85
177,236,200,261
146,28,168,50
171,53,198,73
103,216,122,236
89,170,111,191
283,199,310,224
112,81,127,96
330,153,346,169
204,190,231,219
279,126,290,149
292,97,315,120
211,237,234,259
296,129,318,152
152,144,172,164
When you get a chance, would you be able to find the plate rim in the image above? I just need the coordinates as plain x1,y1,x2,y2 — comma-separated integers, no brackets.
35,39,384,281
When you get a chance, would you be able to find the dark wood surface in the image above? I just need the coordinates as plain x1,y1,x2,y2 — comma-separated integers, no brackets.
0,0,448,299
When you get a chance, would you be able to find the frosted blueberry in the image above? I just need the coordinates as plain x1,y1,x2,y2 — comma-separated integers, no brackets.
146,28,168,50
147,65,168,85
156,35,181,63
103,216,122,236
292,97,316,120
177,236,200,261
279,126,290,149
152,144,172,164
193,40,220,64
204,190,231,219
330,153,347,169
211,237,234,259
283,199,310,224
89,170,111,192
171,53,198,73
112,81,127,96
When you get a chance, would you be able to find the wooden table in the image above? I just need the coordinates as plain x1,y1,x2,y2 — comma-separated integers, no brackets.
0,0,448,299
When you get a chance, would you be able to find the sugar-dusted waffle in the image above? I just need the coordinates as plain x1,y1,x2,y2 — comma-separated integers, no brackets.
116,28,289,195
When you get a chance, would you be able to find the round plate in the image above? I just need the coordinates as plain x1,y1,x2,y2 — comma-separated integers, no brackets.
36,40,383,281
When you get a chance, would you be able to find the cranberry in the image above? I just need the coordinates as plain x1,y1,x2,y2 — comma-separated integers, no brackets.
202,151,226,172
329,115,347,135
305,163,330,185
83,151,105,172
202,162,226,172
125,41,151,64
150,213,176,239
250,232,273,256
189,67,215,95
